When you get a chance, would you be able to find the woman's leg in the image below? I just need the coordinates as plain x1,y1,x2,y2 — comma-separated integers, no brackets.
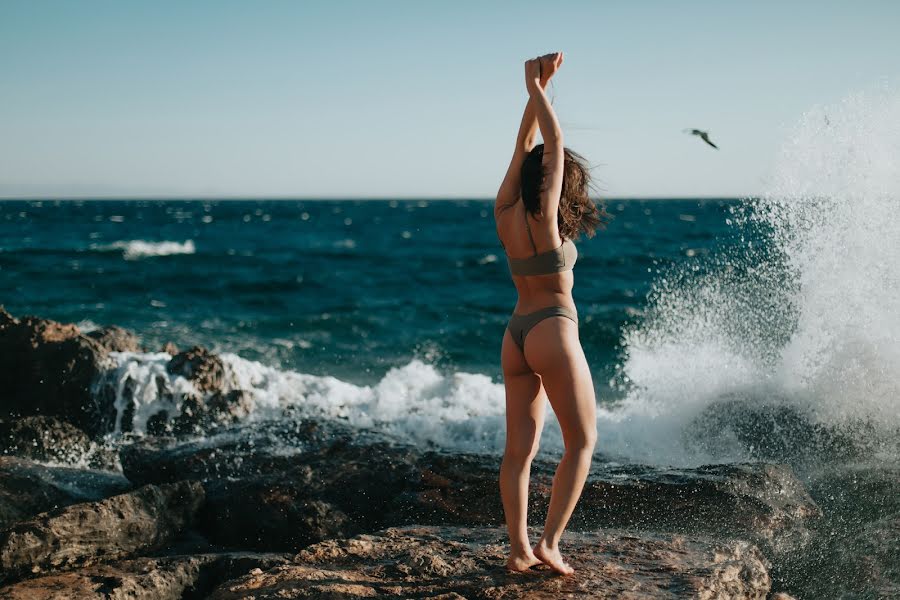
524,317,597,575
500,328,547,571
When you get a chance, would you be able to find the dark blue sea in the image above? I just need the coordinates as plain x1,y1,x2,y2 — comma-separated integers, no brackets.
1,198,737,393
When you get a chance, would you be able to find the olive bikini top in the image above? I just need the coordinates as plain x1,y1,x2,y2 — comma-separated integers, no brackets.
500,207,578,276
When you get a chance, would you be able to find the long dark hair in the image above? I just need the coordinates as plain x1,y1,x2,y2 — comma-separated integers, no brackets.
520,144,607,240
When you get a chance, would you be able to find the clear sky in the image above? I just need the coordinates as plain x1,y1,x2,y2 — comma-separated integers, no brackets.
1,1,898,199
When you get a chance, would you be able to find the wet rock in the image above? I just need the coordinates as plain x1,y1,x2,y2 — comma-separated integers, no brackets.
121,420,819,557
807,461,900,528
161,341,179,356
200,471,352,551
96,344,258,436
404,454,819,555
166,346,228,393
688,399,870,467
0,416,118,470
0,480,204,583
780,513,900,599
120,419,380,485
207,525,772,599
0,457,130,529
169,389,256,436
0,552,292,600
84,326,140,353
775,462,900,597
0,309,132,436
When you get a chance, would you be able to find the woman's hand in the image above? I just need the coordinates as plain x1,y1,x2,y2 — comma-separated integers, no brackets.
525,52,564,95
540,51,564,86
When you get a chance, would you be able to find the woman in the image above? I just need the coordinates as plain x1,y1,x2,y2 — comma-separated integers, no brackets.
494,52,603,575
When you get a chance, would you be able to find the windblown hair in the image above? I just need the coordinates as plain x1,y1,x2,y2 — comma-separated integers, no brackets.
520,144,608,240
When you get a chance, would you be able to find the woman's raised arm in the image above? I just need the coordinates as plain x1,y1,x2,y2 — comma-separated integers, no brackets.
494,53,563,218
525,55,565,217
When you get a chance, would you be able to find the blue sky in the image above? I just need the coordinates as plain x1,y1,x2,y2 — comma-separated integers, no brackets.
1,1,898,198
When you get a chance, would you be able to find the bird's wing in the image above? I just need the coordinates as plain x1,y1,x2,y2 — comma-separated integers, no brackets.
700,133,719,149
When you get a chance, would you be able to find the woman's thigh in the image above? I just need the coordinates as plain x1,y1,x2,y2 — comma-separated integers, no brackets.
501,328,547,454
523,318,597,445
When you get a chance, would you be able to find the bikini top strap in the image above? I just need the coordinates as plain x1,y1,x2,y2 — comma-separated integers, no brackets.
523,208,538,256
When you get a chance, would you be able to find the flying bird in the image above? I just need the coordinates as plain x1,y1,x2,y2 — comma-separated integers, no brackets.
684,129,719,149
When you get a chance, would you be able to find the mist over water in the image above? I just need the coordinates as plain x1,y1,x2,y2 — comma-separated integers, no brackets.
610,90,900,465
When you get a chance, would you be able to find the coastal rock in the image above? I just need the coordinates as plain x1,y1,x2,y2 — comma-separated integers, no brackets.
206,525,772,599
169,389,256,436
775,463,900,597
200,471,352,551
0,416,118,470
0,480,204,583
0,457,130,529
0,308,133,437
120,419,819,556
84,325,140,353
0,552,292,600
120,418,379,484
688,399,867,467
403,453,819,555
780,512,900,599
166,346,229,393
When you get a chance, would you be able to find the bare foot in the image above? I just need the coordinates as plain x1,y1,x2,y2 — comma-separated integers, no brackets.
533,539,574,575
506,551,542,572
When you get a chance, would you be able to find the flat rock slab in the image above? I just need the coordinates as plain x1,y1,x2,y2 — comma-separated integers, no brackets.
0,457,131,529
0,552,292,600
207,525,772,599
0,481,204,583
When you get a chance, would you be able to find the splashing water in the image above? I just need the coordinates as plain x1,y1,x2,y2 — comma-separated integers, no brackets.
609,90,900,465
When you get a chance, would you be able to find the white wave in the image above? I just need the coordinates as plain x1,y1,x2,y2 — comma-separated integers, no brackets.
96,352,206,434
94,240,195,260
608,89,900,465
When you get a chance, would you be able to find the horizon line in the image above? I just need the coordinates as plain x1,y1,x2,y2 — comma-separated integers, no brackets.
0,194,753,202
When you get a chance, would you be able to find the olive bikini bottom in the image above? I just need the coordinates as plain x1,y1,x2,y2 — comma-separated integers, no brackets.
507,306,578,352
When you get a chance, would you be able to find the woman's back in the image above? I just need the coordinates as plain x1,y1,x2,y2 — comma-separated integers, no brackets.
496,200,576,313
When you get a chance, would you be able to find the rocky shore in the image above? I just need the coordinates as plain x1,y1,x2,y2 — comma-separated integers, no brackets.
0,308,896,598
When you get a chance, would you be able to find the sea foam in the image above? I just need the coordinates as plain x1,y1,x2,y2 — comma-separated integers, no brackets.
94,239,196,260
607,89,900,464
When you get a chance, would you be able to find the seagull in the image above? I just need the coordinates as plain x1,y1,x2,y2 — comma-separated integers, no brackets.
684,129,719,149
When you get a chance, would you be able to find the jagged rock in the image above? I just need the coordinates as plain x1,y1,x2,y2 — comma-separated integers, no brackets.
169,389,256,436
166,346,228,393
206,525,772,599
688,399,870,467
120,419,379,484
774,463,900,597
161,341,179,356
200,471,352,551
84,326,140,353
0,457,130,529
0,481,204,583
401,454,819,555
0,308,135,436
807,462,900,528
0,416,118,470
780,512,900,599
121,420,819,556
0,552,292,599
